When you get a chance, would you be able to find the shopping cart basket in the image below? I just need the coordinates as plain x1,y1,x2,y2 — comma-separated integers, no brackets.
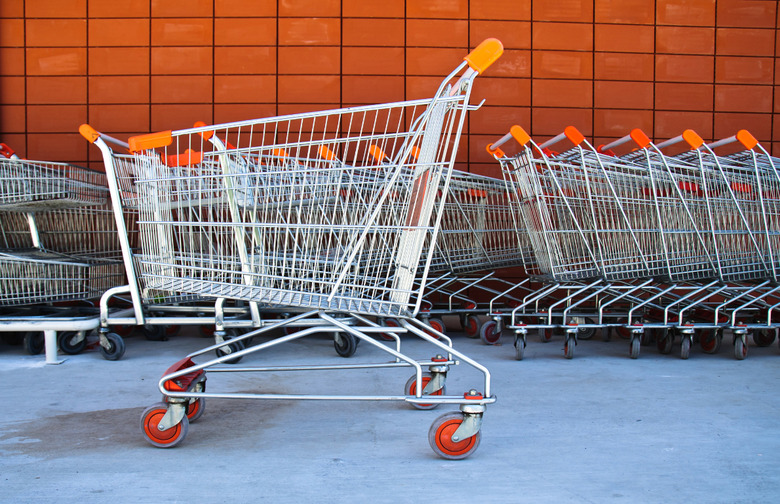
83,39,503,459
0,144,126,362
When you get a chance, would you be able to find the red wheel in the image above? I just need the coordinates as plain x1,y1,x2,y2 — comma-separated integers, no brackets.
140,402,188,448
185,397,205,422
424,318,445,339
404,372,445,410
380,318,400,341
699,328,722,354
428,412,481,460
734,336,748,360
199,325,215,338
462,315,480,339
539,328,553,343
479,320,501,345
753,329,776,347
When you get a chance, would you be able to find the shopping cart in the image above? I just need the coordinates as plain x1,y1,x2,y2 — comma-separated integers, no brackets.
0,144,126,362
83,39,503,459
488,125,780,360
365,144,534,341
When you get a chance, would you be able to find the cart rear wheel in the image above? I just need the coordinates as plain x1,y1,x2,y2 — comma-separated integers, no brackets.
656,329,673,354
428,412,481,460
734,337,748,360
539,328,553,343
334,332,357,357
23,332,44,355
479,320,501,345
379,318,400,341
700,329,722,354
58,331,87,355
425,318,445,339
629,336,640,359
404,372,445,410
100,332,125,360
514,338,525,361
186,397,205,422
680,336,691,360
462,315,480,339
140,402,188,448
564,335,575,359
572,317,596,340
216,333,245,364
142,324,167,341
753,329,776,347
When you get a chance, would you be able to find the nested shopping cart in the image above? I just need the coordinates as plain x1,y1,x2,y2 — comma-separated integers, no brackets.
0,143,127,362
487,124,780,360
83,39,503,459
360,150,535,342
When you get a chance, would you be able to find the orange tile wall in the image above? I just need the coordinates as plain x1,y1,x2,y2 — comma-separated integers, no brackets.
1,0,778,175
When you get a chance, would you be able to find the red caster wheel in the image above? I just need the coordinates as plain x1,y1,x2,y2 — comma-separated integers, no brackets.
479,320,501,345
140,402,189,448
428,412,481,460
462,314,481,339
404,372,445,410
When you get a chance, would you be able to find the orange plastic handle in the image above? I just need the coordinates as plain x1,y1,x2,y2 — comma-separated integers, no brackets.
128,130,172,153
736,129,758,149
79,124,100,144
0,142,15,158
369,145,387,163
164,149,203,167
630,129,651,148
510,125,531,146
682,129,704,149
194,121,214,140
464,38,503,75
319,145,336,161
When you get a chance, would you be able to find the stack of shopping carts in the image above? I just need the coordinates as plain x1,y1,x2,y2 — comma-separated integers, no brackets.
0,143,128,361
486,124,780,361
81,39,504,459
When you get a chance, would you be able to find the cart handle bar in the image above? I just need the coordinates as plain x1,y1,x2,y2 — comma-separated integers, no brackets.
600,129,652,152
79,124,131,150
486,125,584,158
707,129,758,150
655,129,703,150
485,125,531,157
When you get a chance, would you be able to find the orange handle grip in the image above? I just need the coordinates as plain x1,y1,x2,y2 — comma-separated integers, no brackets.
0,142,15,159
79,124,100,144
193,121,214,140
464,38,503,75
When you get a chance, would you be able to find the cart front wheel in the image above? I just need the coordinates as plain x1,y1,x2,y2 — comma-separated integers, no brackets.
700,328,722,354
140,402,188,448
629,336,640,359
216,330,245,364
186,397,205,422
462,315,481,339
334,332,357,357
734,337,748,360
680,336,691,360
100,332,125,361
404,372,445,410
564,335,576,359
656,329,673,354
58,331,87,355
514,338,525,361
23,332,44,355
479,320,501,345
424,318,445,339
428,412,481,460
753,329,776,347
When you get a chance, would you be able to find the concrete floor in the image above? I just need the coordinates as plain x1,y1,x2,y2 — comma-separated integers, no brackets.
1,322,778,503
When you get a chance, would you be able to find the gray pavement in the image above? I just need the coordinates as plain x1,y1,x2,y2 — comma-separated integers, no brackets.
1,321,779,503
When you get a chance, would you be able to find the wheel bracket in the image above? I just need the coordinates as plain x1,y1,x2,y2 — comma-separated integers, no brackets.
158,402,186,431
451,409,483,443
